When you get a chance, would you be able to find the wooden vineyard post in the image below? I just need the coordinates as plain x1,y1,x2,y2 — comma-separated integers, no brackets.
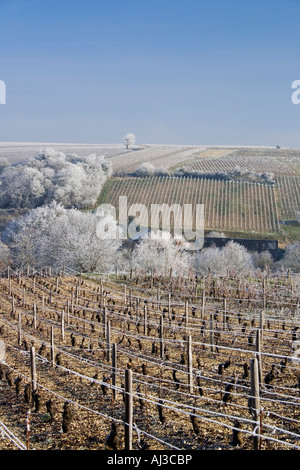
185,301,189,331
129,288,132,308
112,343,117,400
30,346,37,393
168,292,171,322
201,291,206,319
75,286,79,304
135,297,139,322
194,280,198,302
223,297,227,329
250,356,261,450
159,315,164,358
106,321,111,362
18,312,22,346
210,313,214,352
188,335,193,394
124,368,133,450
70,296,74,322
33,303,37,330
255,329,262,385
99,282,103,309
51,326,55,368
143,304,148,336
259,310,265,343
103,307,107,338
67,300,70,326
11,296,15,320
263,277,266,310
124,284,127,304
61,309,65,342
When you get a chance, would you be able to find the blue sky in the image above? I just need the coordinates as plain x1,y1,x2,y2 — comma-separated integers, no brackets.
0,0,300,146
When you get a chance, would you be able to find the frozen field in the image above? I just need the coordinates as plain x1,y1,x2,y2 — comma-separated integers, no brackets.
0,142,281,172
0,142,128,165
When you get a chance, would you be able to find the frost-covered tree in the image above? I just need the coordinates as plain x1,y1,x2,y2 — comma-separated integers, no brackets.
3,202,121,273
0,148,112,210
134,162,156,176
277,241,300,272
2,202,66,268
194,246,224,275
195,241,253,276
0,165,46,208
123,133,136,150
223,241,254,274
252,250,274,271
130,230,191,278
0,240,10,270
133,162,170,177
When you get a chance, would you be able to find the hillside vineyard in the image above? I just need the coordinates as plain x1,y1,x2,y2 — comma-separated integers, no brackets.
100,176,281,234
0,266,299,450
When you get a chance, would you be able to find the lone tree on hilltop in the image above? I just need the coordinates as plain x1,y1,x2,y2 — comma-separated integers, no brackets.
123,133,136,150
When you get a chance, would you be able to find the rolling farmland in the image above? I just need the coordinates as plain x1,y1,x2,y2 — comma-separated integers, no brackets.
97,145,300,241
1,144,300,451
1,142,300,239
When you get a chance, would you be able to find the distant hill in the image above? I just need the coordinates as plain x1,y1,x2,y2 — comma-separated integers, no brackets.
2,142,300,245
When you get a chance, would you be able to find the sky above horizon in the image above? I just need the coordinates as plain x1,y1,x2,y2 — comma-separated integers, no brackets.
0,0,300,147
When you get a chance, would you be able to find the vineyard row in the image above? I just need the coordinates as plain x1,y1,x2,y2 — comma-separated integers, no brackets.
0,268,299,450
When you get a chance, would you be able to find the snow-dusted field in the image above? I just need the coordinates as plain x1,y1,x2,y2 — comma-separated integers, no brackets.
3,142,299,175
109,144,205,172
0,142,206,170
0,142,280,172
0,142,128,165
